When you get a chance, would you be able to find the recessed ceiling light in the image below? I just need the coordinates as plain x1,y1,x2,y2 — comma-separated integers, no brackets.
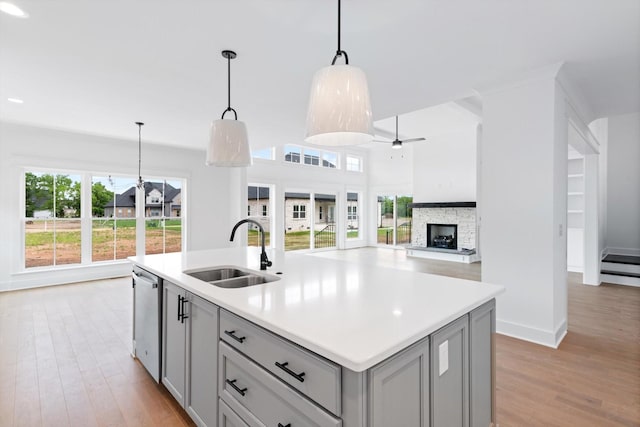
8,97,24,104
0,2,28,18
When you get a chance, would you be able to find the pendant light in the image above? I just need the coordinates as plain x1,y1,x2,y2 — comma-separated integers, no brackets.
206,50,251,167
305,0,373,146
135,121,145,190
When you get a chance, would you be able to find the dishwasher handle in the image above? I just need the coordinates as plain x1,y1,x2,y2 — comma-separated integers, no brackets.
132,272,158,289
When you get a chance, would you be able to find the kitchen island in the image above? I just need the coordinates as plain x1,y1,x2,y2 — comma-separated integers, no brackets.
130,247,503,427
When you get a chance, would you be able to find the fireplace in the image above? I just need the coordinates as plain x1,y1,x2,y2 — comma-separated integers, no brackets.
427,223,458,250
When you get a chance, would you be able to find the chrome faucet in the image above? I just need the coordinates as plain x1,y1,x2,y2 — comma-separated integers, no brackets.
229,219,272,270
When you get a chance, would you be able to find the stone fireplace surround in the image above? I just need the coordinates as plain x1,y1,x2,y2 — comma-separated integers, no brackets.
410,202,477,251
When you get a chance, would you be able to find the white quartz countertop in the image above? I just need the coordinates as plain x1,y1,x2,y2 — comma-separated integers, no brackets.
129,247,504,372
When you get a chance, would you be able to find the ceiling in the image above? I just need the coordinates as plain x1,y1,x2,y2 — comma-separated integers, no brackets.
1,0,638,150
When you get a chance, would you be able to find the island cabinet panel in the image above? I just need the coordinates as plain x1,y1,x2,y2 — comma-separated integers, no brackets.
469,299,496,427
162,280,219,427
220,309,342,415
430,314,470,427
162,281,187,406
219,341,342,427
219,398,250,427
367,336,430,427
186,293,219,427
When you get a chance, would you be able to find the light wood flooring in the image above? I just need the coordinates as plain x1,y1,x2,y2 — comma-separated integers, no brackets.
1,248,638,426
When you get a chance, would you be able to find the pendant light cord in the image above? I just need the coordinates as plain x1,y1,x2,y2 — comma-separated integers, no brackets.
331,0,349,65
136,122,144,189
221,51,238,120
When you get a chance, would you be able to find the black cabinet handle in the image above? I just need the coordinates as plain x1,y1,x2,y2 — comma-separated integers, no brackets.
180,296,189,323
275,361,305,382
278,424,291,427
225,379,247,397
177,295,182,321
224,330,246,343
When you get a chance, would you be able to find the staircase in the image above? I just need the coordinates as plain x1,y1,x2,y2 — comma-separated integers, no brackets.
601,254,640,287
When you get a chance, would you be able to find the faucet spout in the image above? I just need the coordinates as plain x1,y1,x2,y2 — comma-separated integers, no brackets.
229,219,272,270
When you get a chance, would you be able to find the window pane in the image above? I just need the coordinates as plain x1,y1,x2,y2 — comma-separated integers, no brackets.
284,145,301,163
55,219,81,265
314,194,336,249
285,192,310,251
377,195,394,244
396,195,413,245
24,219,54,268
322,152,338,168
304,149,320,166
347,192,360,239
247,185,270,248
92,176,136,261
346,155,361,172
252,148,273,160
145,179,182,254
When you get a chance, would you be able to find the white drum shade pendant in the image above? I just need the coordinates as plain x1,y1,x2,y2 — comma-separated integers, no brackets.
206,50,252,167
305,0,373,146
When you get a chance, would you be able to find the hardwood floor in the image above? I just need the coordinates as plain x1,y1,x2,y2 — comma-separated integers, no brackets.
1,248,638,426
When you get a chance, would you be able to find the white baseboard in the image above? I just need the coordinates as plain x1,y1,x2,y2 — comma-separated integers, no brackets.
567,265,583,273
496,318,567,349
1,262,131,292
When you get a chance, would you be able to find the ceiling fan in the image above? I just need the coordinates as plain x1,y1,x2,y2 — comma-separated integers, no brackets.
373,116,426,149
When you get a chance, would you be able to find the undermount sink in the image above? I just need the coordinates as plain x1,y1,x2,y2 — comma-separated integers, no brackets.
185,266,280,289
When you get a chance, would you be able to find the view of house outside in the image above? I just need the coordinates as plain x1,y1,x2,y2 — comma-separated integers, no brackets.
24,171,182,269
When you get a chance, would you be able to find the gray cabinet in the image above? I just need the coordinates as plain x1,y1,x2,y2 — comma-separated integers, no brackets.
162,280,219,427
219,399,250,427
368,336,430,427
469,300,495,427
430,314,469,427
162,280,187,406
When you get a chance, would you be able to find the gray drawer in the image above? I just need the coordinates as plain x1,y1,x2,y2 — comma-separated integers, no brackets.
220,309,341,415
219,341,342,427
219,398,251,427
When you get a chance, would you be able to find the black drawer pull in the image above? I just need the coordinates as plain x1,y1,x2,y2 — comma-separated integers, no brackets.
224,330,246,343
275,361,305,382
278,424,291,427
225,379,247,397
180,296,189,323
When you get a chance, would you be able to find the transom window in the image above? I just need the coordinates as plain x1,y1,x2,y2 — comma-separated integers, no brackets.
285,145,338,169
346,155,362,172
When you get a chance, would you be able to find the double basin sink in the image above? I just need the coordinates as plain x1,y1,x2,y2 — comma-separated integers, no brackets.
185,266,280,289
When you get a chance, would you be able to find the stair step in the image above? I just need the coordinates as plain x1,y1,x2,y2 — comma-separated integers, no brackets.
600,270,640,279
600,273,640,288
602,254,640,265
601,262,640,275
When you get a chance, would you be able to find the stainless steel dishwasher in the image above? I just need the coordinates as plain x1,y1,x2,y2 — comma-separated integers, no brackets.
132,265,163,382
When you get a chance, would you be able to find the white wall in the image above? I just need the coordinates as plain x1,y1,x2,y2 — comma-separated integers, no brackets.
0,122,238,290
605,112,640,255
480,70,568,348
412,129,477,202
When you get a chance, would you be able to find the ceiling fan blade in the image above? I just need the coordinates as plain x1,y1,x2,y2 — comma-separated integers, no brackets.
401,138,427,143
372,139,391,143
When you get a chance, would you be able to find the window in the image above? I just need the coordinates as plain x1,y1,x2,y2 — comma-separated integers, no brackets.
24,171,82,268
346,155,362,172
304,148,320,166
285,145,339,169
284,145,301,163
347,192,360,239
319,206,323,220
145,179,183,255
322,152,338,168
252,147,274,160
293,205,306,219
92,175,137,262
377,194,412,245
151,196,160,203
247,185,271,248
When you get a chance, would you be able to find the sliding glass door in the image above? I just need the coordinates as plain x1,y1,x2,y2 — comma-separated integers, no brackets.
377,194,413,246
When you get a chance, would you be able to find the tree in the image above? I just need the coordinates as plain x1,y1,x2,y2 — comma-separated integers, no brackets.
92,182,114,217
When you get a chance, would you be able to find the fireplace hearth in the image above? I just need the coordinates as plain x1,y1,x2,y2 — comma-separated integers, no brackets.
427,224,458,250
